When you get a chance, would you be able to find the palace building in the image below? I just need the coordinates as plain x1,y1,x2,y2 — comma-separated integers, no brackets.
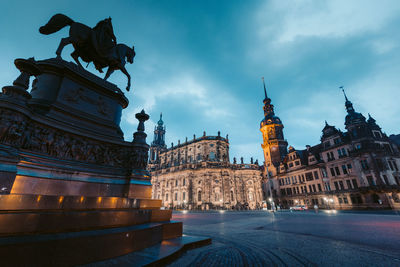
260,81,400,210
149,114,263,210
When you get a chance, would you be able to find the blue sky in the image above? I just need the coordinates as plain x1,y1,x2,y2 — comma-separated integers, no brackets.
1,0,399,164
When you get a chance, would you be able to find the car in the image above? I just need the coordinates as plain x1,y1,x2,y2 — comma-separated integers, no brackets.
290,205,308,211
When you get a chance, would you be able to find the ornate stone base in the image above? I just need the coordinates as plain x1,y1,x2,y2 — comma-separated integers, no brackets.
0,194,182,266
0,57,201,265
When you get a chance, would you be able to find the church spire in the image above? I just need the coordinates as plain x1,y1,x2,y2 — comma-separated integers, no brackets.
262,77,267,99
157,113,164,126
340,86,348,102
152,112,166,146
261,77,275,119
259,79,287,168
340,86,354,113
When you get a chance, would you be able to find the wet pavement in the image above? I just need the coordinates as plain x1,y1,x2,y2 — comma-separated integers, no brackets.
168,210,400,266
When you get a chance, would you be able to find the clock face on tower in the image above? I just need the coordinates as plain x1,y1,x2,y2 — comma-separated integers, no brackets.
268,127,275,139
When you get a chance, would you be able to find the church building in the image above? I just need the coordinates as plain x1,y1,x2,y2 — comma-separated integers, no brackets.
149,114,264,210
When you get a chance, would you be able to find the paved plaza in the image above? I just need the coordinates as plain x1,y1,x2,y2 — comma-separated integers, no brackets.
168,210,400,266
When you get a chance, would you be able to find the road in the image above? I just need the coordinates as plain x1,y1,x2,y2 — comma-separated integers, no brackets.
168,210,400,266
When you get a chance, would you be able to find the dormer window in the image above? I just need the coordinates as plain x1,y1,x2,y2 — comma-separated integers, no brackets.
372,130,382,138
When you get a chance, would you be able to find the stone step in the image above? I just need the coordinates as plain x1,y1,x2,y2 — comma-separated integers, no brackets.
0,194,162,211
0,209,172,236
85,235,212,267
0,221,183,266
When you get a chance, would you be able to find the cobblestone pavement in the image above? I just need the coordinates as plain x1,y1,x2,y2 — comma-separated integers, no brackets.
168,210,400,266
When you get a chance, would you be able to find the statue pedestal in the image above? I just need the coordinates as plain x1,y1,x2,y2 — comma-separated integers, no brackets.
0,57,209,265
28,58,128,141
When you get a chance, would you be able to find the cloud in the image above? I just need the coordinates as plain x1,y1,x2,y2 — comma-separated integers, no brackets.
258,0,400,43
244,0,400,154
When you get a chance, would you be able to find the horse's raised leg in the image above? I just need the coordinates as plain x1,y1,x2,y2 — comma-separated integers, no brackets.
104,67,115,81
119,66,131,92
56,37,72,59
71,50,84,69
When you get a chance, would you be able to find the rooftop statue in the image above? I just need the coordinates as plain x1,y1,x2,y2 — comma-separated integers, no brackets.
39,14,135,91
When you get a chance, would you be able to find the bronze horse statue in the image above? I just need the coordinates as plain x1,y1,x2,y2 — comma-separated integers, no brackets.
39,14,135,91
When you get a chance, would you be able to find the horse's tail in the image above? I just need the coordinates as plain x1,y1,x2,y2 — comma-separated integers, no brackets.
39,14,74,35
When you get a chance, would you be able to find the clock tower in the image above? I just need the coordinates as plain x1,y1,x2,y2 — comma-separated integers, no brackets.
260,78,287,171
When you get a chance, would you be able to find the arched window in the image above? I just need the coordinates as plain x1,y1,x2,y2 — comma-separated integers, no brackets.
209,152,215,161
198,191,202,201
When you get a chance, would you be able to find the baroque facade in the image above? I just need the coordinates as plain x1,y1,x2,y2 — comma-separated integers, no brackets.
149,114,263,210
260,82,400,210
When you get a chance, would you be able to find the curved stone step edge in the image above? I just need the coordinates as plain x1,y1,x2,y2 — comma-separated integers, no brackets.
81,235,212,267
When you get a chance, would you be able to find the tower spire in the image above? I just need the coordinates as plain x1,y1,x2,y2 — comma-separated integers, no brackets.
340,86,355,113
340,86,348,101
262,77,267,99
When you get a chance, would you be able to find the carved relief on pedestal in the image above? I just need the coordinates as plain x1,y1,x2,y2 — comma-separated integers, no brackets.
0,107,138,169
0,109,27,148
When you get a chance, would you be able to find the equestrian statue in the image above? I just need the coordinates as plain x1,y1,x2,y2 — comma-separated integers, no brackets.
39,14,135,91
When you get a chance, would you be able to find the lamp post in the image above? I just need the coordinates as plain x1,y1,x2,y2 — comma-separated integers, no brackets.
265,165,276,211
329,197,334,210
324,197,329,210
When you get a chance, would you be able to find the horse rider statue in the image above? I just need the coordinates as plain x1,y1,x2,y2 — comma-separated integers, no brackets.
39,14,135,91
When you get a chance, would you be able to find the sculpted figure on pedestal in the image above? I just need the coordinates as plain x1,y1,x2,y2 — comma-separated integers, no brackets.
39,14,135,91
0,110,26,147
0,119,11,143
0,109,138,168
4,121,25,147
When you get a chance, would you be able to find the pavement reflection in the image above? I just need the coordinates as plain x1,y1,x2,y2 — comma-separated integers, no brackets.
168,210,400,266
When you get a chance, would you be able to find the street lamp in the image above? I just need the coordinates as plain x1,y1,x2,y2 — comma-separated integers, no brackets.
323,197,328,209
265,165,275,211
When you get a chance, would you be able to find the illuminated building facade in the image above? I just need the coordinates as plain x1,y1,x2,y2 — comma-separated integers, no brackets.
261,84,400,210
149,116,263,210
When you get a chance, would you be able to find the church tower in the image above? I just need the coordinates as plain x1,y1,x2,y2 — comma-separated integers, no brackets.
150,113,167,163
341,87,369,140
259,78,288,170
